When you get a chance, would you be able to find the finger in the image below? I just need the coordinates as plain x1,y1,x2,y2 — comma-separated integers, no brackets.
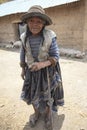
22,76,25,80
30,65,37,71
21,74,25,80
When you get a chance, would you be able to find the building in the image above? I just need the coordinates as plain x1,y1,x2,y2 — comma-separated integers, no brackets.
0,0,87,52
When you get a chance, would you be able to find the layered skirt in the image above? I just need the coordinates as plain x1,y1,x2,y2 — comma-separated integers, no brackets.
21,62,64,111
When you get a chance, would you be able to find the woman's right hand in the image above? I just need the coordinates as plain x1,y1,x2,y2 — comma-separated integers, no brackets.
21,68,26,80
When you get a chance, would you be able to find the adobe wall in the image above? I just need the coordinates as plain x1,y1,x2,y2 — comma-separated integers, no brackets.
0,0,87,52
0,14,21,43
83,0,87,52
46,0,85,51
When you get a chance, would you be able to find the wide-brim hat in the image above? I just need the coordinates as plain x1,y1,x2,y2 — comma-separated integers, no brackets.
21,5,52,26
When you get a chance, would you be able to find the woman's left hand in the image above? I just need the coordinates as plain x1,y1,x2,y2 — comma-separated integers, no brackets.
30,62,45,71
30,61,51,71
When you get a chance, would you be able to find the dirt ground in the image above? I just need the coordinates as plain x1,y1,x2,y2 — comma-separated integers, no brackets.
0,49,87,130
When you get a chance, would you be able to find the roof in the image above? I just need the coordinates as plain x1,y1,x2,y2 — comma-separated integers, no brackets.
0,0,80,17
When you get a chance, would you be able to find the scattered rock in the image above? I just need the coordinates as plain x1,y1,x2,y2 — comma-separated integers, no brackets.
60,48,85,59
13,41,21,48
0,104,5,107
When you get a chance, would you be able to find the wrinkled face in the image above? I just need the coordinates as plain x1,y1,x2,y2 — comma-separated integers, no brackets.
27,17,45,35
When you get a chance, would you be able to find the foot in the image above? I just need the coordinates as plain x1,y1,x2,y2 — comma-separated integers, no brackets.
29,113,39,127
44,114,53,130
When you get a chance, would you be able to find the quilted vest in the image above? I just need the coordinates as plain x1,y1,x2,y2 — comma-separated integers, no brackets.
20,29,56,68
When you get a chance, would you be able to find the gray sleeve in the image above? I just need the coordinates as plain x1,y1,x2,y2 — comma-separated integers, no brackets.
20,44,25,63
49,37,59,60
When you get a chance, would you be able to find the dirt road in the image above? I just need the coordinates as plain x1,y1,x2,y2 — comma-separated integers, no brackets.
0,49,87,130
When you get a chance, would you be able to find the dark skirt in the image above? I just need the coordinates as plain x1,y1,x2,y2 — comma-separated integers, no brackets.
21,62,64,110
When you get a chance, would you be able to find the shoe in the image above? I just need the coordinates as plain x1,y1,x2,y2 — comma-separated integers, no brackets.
29,113,39,127
44,115,52,130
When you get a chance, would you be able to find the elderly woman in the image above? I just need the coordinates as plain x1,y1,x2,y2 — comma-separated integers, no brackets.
20,5,64,129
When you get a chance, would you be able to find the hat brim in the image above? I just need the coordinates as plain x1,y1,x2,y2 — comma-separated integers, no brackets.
21,12,52,26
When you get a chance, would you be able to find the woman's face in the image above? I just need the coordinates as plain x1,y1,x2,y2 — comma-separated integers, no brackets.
27,17,45,35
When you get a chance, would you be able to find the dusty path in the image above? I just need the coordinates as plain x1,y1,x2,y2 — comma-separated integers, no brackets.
0,49,87,130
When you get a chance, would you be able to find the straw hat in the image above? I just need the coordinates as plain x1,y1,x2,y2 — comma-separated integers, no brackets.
21,5,52,26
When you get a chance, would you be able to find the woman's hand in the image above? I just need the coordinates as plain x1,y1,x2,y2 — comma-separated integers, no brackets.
30,62,44,71
21,68,26,80
30,61,51,71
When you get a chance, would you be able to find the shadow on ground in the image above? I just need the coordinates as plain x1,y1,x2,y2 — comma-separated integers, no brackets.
23,113,65,130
